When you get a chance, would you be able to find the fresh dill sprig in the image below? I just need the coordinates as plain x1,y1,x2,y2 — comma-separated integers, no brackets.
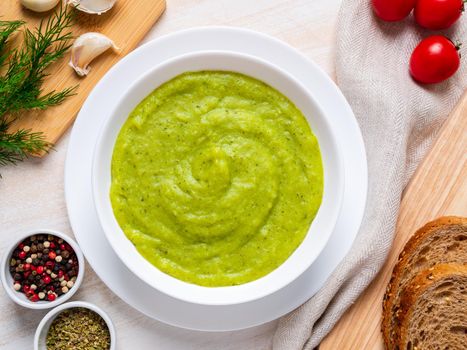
0,20,24,67
0,127,52,167
0,6,77,172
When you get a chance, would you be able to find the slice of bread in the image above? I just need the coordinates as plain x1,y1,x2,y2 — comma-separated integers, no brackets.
396,263,467,350
382,216,467,350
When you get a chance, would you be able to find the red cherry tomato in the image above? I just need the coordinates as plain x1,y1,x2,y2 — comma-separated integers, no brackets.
415,0,464,29
372,0,417,21
410,36,461,84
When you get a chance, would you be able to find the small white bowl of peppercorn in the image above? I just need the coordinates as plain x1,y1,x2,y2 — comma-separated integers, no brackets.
0,229,84,309
34,301,115,350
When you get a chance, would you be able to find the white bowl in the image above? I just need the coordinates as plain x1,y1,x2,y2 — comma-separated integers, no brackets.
0,229,85,310
34,301,116,350
92,51,344,306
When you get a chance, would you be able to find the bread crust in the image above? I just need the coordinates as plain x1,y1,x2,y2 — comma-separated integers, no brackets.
396,263,467,349
381,216,467,350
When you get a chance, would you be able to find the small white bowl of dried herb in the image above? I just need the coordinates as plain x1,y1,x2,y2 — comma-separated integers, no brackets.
0,229,84,310
34,301,115,350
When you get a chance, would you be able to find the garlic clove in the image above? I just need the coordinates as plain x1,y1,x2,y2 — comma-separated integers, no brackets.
69,32,120,77
65,0,117,15
21,0,60,12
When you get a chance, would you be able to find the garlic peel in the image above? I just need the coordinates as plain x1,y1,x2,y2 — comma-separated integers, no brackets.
21,0,60,12
65,0,117,15
69,32,120,77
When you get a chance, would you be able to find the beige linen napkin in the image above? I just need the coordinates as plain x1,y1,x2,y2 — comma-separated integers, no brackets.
273,1,466,349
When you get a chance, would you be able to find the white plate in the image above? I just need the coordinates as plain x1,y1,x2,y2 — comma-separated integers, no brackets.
65,27,367,331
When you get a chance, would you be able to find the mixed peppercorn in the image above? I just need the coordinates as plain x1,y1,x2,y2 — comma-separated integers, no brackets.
9,234,79,302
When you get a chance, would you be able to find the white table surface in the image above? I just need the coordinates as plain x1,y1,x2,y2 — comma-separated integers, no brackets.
0,1,341,348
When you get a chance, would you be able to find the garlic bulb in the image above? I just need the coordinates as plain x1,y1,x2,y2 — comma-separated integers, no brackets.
21,0,60,12
69,32,120,76
65,0,117,15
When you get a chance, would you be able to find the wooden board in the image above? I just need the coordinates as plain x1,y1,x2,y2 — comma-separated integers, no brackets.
320,91,467,350
3,0,166,155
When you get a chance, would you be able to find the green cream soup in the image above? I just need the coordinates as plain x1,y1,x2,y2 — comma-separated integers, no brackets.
110,71,323,287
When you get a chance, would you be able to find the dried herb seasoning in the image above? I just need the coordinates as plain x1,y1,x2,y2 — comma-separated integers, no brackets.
46,307,111,350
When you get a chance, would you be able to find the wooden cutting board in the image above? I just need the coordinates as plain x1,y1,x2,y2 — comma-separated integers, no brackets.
320,91,467,349
3,0,166,156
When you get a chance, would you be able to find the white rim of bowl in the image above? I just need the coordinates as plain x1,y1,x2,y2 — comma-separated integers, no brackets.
0,229,85,310
92,50,344,305
33,301,116,350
